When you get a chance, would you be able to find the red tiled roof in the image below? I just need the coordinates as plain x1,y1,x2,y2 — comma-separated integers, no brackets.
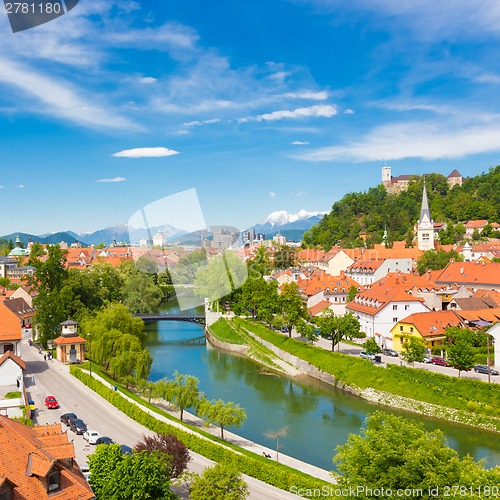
53,336,87,345
347,258,386,272
298,249,325,262
0,416,93,500
396,310,462,337
0,351,26,370
308,300,332,317
465,220,489,229
434,261,500,287
0,302,22,342
453,308,500,324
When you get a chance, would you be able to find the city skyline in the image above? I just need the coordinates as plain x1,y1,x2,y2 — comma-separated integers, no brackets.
1,1,500,234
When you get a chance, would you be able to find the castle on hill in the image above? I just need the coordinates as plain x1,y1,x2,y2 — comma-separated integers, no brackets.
381,165,463,193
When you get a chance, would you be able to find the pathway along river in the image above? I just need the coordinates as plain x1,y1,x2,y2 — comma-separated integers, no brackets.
144,303,500,472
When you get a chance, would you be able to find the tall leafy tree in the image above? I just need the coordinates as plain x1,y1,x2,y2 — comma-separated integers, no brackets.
161,372,202,422
399,336,426,366
334,411,500,495
277,282,306,338
197,399,246,440
189,463,249,500
316,310,363,351
445,327,476,377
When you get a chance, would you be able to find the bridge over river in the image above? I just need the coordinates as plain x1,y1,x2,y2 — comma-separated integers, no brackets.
136,313,206,325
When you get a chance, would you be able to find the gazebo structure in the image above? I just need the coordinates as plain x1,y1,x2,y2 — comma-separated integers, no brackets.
53,319,87,364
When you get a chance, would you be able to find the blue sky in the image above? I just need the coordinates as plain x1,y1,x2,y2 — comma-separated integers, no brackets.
1,0,500,235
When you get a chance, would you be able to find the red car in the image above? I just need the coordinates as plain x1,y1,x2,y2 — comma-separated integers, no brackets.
431,357,450,367
44,395,59,409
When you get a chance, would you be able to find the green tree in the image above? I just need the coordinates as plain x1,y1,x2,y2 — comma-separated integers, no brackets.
197,399,246,440
277,282,306,338
273,245,297,269
346,285,358,302
445,327,475,377
334,411,500,496
416,249,463,275
296,319,318,343
263,426,288,464
399,336,426,365
162,372,201,422
316,310,363,351
194,251,247,307
89,444,176,499
363,337,381,354
189,462,249,500
122,270,163,314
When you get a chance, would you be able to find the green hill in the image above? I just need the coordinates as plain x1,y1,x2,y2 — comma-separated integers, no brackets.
303,166,500,250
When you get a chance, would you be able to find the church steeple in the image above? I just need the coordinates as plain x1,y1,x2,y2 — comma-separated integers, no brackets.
417,180,435,251
419,180,431,223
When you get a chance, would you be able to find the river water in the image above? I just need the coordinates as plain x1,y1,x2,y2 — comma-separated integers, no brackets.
144,304,500,471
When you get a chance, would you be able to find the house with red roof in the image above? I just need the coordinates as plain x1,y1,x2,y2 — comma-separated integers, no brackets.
317,246,355,276
390,310,463,352
0,415,94,499
345,258,413,286
433,261,500,291
346,286,430,349
0,301,23,357
53,320,87,364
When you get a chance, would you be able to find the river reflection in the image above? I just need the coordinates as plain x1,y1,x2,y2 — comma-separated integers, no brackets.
144,310,500,471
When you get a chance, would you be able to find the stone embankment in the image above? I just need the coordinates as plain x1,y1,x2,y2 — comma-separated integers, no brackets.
208,325,500,433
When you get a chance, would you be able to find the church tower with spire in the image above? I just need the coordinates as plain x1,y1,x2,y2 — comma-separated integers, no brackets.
417,181,435,251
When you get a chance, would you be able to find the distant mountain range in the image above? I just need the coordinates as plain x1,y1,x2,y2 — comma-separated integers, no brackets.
247,209,327,241
1,209,327,247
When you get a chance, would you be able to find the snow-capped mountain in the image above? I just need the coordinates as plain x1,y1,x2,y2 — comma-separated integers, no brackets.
264,209,327,227
247,209,327,241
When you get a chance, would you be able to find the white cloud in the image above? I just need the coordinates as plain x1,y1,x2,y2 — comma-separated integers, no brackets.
96,177,127,183
183,118,221,127
0,57,140,131
16,185,26,189
239,104,337,123
344,108,355,114
283,91,329,100
269,191,276,199
295,119,500,162
291,141,310,145
112,147,180,158
293,191,309,197
139,77,158,84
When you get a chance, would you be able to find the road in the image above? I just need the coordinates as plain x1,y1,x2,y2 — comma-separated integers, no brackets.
22,342,300,499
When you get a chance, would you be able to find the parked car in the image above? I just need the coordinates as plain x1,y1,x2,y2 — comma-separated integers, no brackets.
69,418,87,435
60,412,78,426
96,437,115,446
44,395,59,409
422,356,433,363
359,350,376,360
431,357,450,367
119,445,133,455
383,348,398,357
83,430,100,445
474,365,499,376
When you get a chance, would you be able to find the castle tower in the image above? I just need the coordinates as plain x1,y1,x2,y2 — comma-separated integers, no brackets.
417,181,435,251
382,165,392,188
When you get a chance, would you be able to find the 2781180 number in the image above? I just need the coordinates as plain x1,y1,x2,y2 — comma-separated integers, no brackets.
5,2,61,14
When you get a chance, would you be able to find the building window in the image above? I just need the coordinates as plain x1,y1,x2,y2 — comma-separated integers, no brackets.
423,233,429,241
393,317,398,323
393,305,397,310
410,327,414,333
3,344,14,353
47,470,60,493
399,326,403,331
0,486,13,500
405,305,410,310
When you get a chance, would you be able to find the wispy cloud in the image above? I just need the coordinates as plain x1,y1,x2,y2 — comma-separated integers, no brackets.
112,147,180,158
269,191,276,199
238,104,337,123
344,109,355,114
16,184,26,189
283,90,328,100
291,141,310,145
295,119,500,162
139,77,158,84
183,118,221,127
95,177,127,183
0,57,140,131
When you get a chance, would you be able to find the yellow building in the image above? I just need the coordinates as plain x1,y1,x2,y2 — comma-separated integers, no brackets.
391,310,462,351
